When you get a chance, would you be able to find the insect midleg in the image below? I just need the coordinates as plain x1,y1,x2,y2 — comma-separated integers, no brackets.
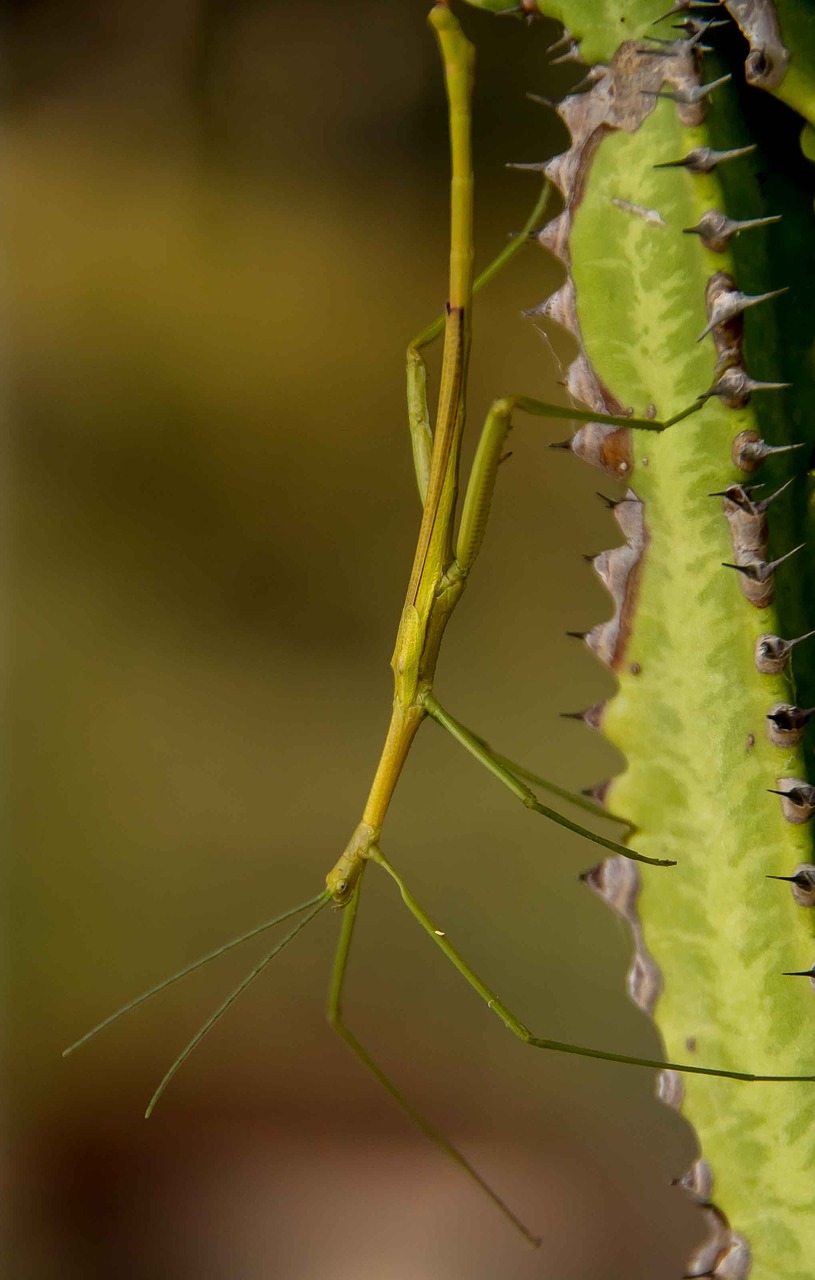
423,693,670,865
428,713,634,828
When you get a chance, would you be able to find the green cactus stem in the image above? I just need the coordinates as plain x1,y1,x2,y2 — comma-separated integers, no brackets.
457,0,815,1274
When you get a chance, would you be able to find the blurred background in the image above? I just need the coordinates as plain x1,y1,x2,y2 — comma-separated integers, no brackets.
9,1,704,1275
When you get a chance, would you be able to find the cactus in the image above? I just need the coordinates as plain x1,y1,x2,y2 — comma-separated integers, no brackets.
454,1,815,1275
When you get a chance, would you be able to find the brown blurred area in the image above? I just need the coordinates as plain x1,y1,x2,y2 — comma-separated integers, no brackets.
8,2,701,1276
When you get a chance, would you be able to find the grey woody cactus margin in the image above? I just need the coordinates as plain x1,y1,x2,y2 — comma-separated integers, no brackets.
460,0,815,1276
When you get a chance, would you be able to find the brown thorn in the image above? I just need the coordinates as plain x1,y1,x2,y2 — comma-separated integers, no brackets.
697,287,788,342
559,703,605,729
700,369,790,406
569,69,605,94
755,630,815,674
581,779,611,806
764,544,806,573
549,45,582,67
757,476,795,511
770,865,815,905
672,17,729,32
766,703,815,746
641,74,731,106
543,30,574,57
525,91,557,111
733,431,805,471
505,161,547,174
654,144,755,173
723,543,804,581
654,0,723,20
683,210,781,252
769,778,815,823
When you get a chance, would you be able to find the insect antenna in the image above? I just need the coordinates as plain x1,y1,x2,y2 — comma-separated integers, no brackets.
144,892,331,1117
63,889,330,1058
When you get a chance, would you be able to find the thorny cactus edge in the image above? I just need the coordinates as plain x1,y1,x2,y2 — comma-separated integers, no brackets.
458,1,815,1276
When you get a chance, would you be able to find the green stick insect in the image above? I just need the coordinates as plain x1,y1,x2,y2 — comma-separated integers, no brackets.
63,1,815,1248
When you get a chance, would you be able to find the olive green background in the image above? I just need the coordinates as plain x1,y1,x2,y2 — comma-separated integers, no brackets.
10,2,703,1275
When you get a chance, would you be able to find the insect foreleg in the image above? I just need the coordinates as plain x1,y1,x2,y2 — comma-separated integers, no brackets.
407,184,551,506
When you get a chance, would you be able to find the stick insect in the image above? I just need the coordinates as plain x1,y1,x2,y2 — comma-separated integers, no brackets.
63,2,815,1247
